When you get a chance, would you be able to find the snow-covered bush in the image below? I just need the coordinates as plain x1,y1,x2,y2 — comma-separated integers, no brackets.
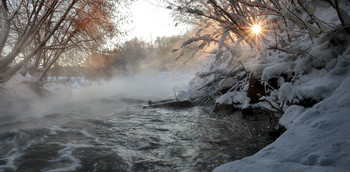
171,0,350,114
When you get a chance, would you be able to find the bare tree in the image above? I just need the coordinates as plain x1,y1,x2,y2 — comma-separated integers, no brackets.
167,0,349,62
0,0,130,83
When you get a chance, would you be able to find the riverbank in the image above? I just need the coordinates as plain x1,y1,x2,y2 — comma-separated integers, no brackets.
215,63,350,172
184,28,350,172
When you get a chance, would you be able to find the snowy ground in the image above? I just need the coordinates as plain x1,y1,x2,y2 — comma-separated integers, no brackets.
214,55,350,171
178,1,349,170
211,6,350,170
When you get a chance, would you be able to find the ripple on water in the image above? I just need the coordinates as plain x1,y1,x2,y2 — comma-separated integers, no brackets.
0,103,279,172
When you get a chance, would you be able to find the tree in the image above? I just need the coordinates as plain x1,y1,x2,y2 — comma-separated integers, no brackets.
165,0,350,110
167,0,350,63
0,0,130,83
115,38,148,74
111,35,190,75
85,52,115,79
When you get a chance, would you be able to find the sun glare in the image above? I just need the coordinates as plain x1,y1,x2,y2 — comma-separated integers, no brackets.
251,25,261,34
242,16,270,50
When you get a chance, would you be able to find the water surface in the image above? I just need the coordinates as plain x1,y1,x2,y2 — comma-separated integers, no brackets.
0,98,276,171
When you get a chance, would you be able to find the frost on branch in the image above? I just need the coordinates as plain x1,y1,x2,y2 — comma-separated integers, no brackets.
181,34,213,47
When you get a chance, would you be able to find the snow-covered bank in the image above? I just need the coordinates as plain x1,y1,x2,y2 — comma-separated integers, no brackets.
214,64,350,172
183,3,350,169
212,38,350,171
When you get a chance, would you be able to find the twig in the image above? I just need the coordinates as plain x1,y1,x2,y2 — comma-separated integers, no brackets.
239,60,248,74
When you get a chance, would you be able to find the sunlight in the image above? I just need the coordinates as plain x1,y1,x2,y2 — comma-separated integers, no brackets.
243,17,270,50
251,25,261,34
128,0,189,41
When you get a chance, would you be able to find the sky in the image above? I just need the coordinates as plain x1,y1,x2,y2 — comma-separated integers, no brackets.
127,0,190,42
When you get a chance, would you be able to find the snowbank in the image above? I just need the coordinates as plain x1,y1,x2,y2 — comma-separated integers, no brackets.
214,59,350,171
43,77,92,91
0,74,39,100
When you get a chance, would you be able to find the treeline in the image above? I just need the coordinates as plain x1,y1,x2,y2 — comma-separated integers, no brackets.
113,36,184,75
82,35,197,79
38,34,202,81
118,35,201,74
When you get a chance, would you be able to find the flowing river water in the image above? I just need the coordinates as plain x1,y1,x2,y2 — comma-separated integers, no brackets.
0,95,278,172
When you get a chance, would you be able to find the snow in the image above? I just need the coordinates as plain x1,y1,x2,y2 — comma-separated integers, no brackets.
43,77,92,91
214,35,350,172
261,61,294,82
0,74,41,114
293,57,350,102
205,2,350,169
279,105,305,129
1,1,350,171
216,91,249,109
215,69,350,172
278,82,294,103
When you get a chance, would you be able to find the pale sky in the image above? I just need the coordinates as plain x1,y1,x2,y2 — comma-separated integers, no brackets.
127,0,189,41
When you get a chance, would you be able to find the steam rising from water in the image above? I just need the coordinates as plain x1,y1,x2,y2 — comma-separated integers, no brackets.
75,72,190,100
0,48,211,131
0,71,192,129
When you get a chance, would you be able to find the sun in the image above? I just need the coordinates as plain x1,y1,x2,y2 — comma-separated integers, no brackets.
251,25,261,34
242,16,270,50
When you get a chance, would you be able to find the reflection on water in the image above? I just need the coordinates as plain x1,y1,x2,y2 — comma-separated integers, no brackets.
0,99,277,172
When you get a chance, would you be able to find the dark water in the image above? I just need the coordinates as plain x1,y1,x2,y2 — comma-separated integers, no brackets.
0,98,277,172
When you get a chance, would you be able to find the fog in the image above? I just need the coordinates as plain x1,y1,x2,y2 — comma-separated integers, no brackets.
0,69,193,129
0,44,212,132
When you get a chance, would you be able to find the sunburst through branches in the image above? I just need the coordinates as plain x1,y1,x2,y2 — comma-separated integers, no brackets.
251,25,261,34
243,16,270,50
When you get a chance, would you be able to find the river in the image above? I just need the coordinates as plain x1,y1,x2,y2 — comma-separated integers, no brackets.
0,94,278,172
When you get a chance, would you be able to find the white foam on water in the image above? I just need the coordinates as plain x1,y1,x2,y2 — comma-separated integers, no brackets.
46,143,93,172
0,147,22,172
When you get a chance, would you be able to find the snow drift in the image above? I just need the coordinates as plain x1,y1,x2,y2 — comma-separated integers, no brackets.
214,57,350,172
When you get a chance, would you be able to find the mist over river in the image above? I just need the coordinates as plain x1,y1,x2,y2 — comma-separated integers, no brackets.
0,74,277,172
0,97,278,171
